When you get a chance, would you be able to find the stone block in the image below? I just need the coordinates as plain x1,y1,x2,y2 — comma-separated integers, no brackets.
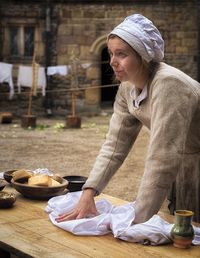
79,46,91,60
176,46,188,54
83,10,105,19
73,25,84,36
85,87,100,105
86,67,100,80
176,31,185,39
62,9,72,19
58,24,72,36
182,38,196,47
57,54,68,65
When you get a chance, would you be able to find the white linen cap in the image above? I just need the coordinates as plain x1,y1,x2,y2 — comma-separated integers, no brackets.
109,14,164,62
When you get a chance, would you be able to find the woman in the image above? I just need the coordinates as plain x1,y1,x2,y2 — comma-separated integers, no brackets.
56,14,200,223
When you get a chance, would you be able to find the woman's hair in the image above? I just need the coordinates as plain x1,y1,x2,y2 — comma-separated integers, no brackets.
149,61,159,80
142,59,159,81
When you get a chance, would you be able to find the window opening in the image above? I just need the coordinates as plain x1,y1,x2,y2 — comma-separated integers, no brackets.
24,26,34,57
6,25,35,58
9,27,19,55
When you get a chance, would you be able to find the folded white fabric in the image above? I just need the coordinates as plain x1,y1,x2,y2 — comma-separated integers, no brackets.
45,191,200,246
47,65,68,76
0,62,14,99
33,168,53,176
17,65,46,96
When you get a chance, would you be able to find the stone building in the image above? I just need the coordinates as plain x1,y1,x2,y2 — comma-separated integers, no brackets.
0,0,199,117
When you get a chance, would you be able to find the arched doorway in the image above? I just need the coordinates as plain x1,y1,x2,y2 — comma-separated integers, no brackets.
101,47,118,107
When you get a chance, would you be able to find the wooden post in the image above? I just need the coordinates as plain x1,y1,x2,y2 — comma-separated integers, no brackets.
27,54,36,116
66,50,82,128
21,48,37,128
71,91,76,117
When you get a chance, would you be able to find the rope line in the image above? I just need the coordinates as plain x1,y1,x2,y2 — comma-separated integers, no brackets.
0,83,119,97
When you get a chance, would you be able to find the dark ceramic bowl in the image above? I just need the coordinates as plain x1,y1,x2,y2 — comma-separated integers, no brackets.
0,180,7,191
63,175,87,192
3,170,17,183
0,191,16,209
11,177,68,200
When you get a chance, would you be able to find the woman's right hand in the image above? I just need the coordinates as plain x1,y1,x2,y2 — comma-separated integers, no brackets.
55,188,99,222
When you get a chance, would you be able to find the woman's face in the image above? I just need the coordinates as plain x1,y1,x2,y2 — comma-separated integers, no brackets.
107,36,142,84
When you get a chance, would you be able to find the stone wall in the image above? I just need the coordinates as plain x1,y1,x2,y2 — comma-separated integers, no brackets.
0,0,198,117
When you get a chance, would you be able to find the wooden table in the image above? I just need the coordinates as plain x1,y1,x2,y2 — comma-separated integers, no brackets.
0,185,199,258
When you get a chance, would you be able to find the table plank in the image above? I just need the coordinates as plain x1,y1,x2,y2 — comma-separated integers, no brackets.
0,223,88,258
0,185,199,258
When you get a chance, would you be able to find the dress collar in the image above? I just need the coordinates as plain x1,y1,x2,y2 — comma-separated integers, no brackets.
130,84,148,108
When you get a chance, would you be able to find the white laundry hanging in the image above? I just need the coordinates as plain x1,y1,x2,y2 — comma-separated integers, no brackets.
0,62,14,99
45,191,200,246
17,65,46,96
47,65,68,76
81,63,91,69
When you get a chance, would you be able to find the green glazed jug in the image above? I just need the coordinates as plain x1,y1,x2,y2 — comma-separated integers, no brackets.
170,210,194,249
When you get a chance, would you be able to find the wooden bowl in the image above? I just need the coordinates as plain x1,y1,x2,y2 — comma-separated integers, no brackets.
63,175,87,192
3,170,17,183
11,177,68,200
0,180,7,191
0,191,16,209
4,169,33,183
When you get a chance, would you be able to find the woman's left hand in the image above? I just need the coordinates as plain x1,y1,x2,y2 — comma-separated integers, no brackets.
55,188,99,222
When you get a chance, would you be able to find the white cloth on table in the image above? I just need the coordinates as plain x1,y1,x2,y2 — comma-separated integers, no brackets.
0,62,14,99
45,191,200,246
33,168,53,176
17,65,46,96
47,65,68,76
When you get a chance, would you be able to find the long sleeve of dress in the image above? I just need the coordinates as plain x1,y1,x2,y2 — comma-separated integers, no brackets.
134,77,199,223
83,85,142,194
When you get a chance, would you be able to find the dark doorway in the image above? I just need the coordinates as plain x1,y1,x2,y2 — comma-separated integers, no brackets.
101,47,118,107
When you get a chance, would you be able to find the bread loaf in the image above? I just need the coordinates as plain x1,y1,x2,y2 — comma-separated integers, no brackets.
51,174,62,184
28,174,50,186
12,169,33,182
49,178,61,186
